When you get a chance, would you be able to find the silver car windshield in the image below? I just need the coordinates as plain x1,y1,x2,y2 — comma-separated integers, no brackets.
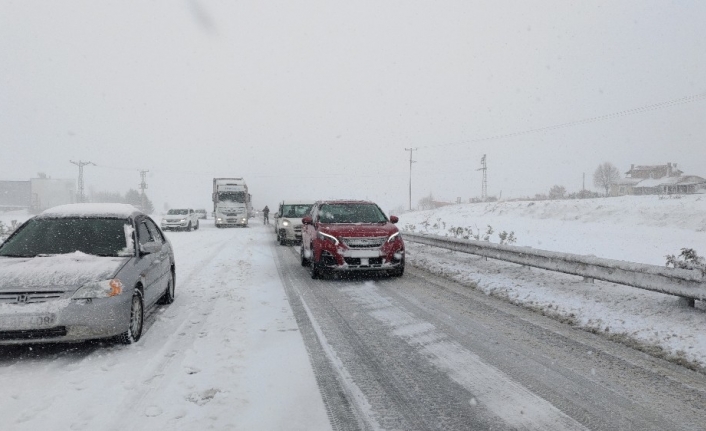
167,209,189,215
0,217,132,257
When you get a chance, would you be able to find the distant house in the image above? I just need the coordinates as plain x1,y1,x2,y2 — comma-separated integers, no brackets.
612,163,706,196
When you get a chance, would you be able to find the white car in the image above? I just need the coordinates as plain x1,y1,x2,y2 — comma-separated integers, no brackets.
161,208,199,231
274,200,314,245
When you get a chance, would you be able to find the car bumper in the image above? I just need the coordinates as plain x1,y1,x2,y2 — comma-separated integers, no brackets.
279,227,302,242
316,249,405,272
215,216,248,226
161,222,188,230
0,295,132,345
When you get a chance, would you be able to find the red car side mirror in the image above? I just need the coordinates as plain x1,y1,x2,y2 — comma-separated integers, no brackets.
302,216,313,225
389,216,399,224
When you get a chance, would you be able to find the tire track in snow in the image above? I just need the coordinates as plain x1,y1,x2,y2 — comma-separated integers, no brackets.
107,230,252,430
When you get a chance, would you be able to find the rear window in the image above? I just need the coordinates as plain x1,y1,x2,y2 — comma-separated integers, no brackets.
0,217,133,257
318,204,387,224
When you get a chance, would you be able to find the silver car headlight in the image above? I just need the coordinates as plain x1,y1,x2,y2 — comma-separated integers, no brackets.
73,279,124,299
282,220,290,227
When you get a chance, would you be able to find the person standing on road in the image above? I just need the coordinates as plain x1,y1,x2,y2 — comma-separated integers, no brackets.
263,205,270,224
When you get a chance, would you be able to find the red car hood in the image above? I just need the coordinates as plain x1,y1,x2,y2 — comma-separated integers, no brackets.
318,223,398,238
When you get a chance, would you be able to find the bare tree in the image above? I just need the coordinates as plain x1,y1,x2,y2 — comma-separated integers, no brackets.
593,162,621,196
417,192,434,210
548,185,567,200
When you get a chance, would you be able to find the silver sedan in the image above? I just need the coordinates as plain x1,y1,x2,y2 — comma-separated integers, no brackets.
0,203,176,345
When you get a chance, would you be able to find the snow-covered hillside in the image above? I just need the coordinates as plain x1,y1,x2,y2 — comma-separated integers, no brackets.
399,195,706,266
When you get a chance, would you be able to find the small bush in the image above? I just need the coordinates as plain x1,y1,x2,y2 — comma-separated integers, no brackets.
666,248,706,276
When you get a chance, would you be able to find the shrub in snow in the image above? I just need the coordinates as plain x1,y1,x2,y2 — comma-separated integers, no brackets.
498,231,517,245
665,248,706,276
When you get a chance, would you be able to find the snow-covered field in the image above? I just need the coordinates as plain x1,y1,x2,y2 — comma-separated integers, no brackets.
399,195,706,371
399,194,706,265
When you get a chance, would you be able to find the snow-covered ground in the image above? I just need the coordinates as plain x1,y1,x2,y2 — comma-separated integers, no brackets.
399,194,706,265
399,195,706,371
1,194,705,431
0,219,332,431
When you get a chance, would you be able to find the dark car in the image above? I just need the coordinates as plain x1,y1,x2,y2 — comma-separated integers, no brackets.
300,200,404,278
195,209,208,220
0,203,176,345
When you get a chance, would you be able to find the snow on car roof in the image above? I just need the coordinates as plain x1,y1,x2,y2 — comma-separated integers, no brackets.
317,200,375,205
40,203,142,218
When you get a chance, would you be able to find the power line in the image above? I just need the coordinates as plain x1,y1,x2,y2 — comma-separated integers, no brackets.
418,91,706,150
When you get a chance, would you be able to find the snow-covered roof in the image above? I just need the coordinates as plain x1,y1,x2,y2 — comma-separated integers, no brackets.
40,203,142,218
615,178,642,186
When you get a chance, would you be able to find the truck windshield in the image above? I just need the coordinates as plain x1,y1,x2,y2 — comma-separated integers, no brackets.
218,191,246,203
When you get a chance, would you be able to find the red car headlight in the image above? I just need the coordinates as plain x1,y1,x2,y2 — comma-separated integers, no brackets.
317,231,339,245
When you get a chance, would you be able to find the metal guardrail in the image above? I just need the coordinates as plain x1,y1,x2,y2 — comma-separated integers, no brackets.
403,232,706,305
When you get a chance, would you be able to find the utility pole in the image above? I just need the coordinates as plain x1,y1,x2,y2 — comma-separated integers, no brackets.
139,170,149,211
69,160,95,203
404,148,417,211
477,154,487,201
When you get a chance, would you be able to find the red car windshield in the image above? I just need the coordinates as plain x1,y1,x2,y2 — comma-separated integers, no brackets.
318,204,387,224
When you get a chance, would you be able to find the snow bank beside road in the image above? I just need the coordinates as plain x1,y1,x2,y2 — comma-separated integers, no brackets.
399,195,706,265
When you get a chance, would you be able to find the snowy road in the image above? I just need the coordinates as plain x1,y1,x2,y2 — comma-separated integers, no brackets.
0,220,331,431
274,244,706,430
2,220,706,430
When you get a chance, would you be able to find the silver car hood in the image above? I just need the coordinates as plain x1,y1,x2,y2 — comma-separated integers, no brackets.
0,252,128,290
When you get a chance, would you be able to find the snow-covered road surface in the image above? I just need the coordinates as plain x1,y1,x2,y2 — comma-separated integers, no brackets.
274,244,706,431
0,220,331,431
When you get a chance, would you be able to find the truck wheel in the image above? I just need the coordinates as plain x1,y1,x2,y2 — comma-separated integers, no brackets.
279,231,287,246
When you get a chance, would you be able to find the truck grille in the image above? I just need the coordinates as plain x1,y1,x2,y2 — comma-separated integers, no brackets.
342,237,387,248
0,291,65,304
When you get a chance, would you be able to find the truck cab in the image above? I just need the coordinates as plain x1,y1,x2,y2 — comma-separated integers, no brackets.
213,178,250,228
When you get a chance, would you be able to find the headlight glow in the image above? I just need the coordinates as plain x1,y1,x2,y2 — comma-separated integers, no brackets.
282,220,290,227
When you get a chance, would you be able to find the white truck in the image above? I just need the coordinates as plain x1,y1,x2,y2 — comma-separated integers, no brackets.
213,178,251,228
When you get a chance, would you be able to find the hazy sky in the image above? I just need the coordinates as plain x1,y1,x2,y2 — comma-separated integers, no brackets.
2,1,705,212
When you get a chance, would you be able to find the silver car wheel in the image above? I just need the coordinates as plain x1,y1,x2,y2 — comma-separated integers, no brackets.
118,293,144,344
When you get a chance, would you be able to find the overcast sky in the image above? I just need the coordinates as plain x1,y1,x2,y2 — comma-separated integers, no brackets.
1,1,705,212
